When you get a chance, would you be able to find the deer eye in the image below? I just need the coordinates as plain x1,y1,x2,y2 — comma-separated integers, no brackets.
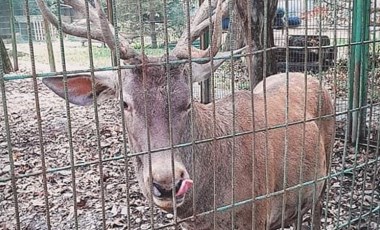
185,103,191,111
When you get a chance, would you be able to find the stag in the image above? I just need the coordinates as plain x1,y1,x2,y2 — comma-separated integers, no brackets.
37,0,335,229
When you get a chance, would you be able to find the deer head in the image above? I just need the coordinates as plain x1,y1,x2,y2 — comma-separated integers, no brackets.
38,0,243,211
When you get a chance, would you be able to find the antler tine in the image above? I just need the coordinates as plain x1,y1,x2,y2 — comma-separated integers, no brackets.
94,0,116,50
37,0,138,60
36,0,103,41
173,0,226,62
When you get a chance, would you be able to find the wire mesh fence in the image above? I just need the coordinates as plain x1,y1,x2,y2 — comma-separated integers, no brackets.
0,0,380,229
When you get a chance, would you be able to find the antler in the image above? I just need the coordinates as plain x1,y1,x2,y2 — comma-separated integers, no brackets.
36,0,138,60
172,0,228,61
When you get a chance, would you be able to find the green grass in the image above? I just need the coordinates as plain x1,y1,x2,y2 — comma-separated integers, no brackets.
334,38,349,45
135,48,166,56
14,41,167,71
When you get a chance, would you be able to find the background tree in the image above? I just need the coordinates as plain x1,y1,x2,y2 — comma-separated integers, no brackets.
236,0,278,86
117,0,196,47
11,0,41,15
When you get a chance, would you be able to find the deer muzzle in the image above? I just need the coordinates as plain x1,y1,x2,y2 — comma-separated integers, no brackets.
148,159,193,210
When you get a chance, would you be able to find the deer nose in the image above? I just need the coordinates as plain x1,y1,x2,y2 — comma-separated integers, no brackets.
150,165,193,199
152,178,193,199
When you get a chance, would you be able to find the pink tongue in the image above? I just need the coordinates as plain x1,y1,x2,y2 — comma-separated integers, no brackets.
176,179,193,197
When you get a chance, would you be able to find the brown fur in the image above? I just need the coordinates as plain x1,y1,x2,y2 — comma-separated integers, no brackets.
172,73,335,229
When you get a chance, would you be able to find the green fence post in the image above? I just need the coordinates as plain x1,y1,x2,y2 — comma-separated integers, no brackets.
349,0,369,143
359,0,370,141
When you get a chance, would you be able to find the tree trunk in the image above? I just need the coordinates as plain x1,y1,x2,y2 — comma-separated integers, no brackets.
222,4,245,51
149,3,158,49
0,37,13,74
236,0,278,87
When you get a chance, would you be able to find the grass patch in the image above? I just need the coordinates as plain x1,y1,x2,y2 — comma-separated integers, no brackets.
14,41,166,71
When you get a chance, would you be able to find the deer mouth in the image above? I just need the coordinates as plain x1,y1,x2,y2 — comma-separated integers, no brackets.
152,179,193,210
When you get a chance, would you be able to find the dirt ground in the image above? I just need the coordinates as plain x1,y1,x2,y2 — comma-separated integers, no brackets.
1,42,380,229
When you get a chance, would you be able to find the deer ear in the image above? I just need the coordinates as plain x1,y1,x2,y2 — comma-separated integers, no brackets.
42,75,114,106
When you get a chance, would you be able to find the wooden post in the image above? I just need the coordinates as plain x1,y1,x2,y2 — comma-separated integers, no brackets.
200,0,211,104
106,0,117,66
44,18,56,72
9,0,18,71
0,37,13,74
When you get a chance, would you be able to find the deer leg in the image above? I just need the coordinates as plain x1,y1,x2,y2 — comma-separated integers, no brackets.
311,200,322,230
293,221,312,230
293,199,322,230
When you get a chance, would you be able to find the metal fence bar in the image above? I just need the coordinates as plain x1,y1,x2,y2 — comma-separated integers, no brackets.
0,102,376,181
111,0,132,227
207,0,218,228
347,15,370,227
55,0,79,228
334,88,350,228
182,0,197,222
260,0,270,229
367,120,380,225
7,40,380,80
0,30,21,230
338,205,380,229
3,0,380,228
245,0,256,228
296,0,310,228
227,0,237,228
163,0,178,227
84,0,106,228
334,0,353,227
357,1,378,225
311,0,326,227
280,0,290,227
2,134,378,184
239,1,258,229
135,0,155,228
323,0,338,228
367,5,380,226
24,0,51,228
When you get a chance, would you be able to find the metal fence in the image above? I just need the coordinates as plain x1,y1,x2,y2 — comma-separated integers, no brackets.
1,0,380,229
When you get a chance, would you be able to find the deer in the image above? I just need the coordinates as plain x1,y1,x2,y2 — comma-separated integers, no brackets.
37,0,335,229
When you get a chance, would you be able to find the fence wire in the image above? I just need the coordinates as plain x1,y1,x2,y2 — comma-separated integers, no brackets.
1,0,380,229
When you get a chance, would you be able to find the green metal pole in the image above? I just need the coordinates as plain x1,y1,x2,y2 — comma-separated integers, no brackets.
349,0,368,143
359,0,370,141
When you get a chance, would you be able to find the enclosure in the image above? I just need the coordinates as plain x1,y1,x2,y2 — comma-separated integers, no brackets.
1,0,380,229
